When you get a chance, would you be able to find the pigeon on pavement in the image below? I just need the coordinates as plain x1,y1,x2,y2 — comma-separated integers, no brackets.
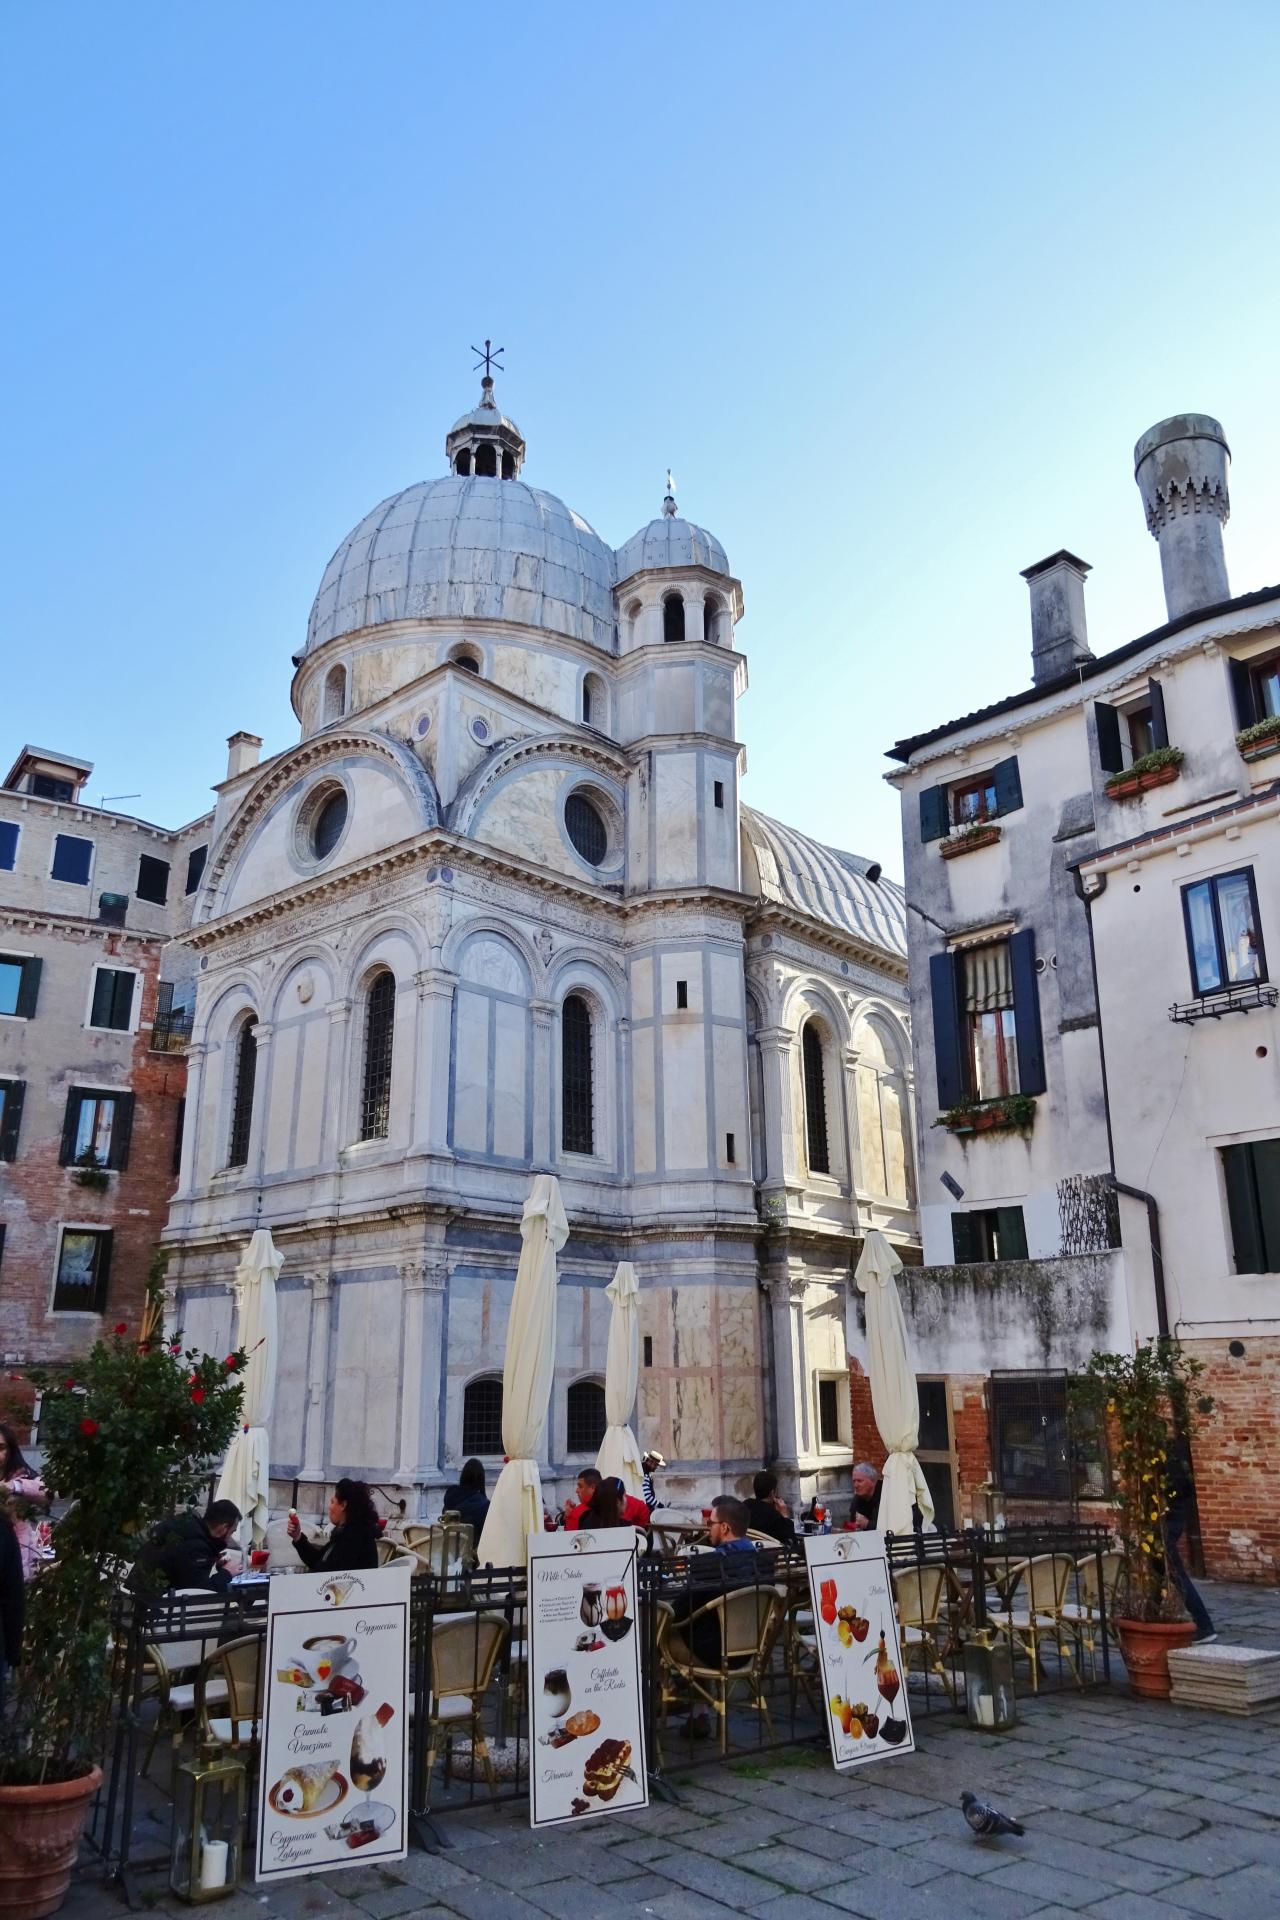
960,1790,1025,1837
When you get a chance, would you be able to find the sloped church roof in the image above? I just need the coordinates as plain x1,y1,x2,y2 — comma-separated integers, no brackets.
742,806,907,960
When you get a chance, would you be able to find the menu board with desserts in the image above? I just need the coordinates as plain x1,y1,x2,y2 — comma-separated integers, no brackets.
255,1563,411,1882
527,1526,648,1829
804,1530,915,1772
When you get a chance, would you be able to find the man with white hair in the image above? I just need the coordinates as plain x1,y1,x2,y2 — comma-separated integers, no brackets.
851,1461,882,1532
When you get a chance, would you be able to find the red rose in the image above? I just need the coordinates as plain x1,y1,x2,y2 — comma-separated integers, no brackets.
80,1417,99,1436
224,1354,240,1371
64,1378,76,1390
113,1322,128,1335
190,1388,205,1404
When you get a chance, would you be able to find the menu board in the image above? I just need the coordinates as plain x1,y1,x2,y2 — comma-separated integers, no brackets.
256,1564,411,1882
527,1527,648,1829
804,1531,915,1771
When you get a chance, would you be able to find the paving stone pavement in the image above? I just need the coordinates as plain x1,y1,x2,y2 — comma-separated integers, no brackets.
58,1579,1279,1919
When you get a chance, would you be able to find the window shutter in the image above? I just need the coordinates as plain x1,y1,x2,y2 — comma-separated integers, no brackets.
185,845,208,894
1009,929,1046,1095
919,785,949,843
172,1096,186,1177
1094,702,1124,774
1148,677,1169,751
1222,1145,1263,1275
15,956,41,1019
1228,656,1258,729
951,1212,978,1262
992,757,1023,817
0,1080,25,1161
109,1092,135,1171
929,951,968,1108
93,1230,114,1313
90,969,113,1029
114,971,136,1029
136,854,170,905
60,1088,83,1166
995,1206,1029,1261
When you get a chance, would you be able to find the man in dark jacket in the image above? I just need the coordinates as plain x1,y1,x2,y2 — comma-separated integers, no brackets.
1,1505,27,1717
1164,1441,1216,1642
744,1470,797,1546
851,1462,882,1531
131,1500,242,1595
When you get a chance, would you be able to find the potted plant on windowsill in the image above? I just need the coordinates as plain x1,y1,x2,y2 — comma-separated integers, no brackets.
1236,716,1280,763
1071,1342,1214,1701
0,1265,244,1920
939,820,1002,859
70,1151,109,1192
1104,746,1184,799
934,1094,1036,1136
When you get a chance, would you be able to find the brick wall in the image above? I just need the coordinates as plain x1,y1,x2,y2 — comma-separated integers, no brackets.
0,937,185,1364
1185,1336,1280,1584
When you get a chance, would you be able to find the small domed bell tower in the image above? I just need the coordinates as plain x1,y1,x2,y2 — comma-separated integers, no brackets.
445,350,526,479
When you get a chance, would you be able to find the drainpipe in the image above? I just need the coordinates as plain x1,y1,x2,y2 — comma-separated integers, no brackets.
1072,867,1171,1341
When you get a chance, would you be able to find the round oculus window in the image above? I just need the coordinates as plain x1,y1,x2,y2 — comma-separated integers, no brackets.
312,789,348,861
565,793,608,867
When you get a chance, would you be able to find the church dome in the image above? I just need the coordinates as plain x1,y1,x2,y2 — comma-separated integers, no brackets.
615,512,730,582
305,475,617,655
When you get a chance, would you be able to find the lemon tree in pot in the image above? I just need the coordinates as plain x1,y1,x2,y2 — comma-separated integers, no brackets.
1072,1342,1214,1700
0,1275,244,1920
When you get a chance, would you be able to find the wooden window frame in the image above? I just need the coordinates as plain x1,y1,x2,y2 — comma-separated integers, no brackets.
1181,867,1267,998
52,1224,114,1316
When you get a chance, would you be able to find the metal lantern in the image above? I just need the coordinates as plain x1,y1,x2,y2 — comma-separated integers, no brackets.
963,1630,1016,1731
972,1482,1006,1534
169,1743,247,1903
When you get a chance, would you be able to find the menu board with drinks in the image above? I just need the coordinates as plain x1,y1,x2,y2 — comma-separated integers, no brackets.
527,1526,649,1829
256,1564,411,1882
804,1530,915,1772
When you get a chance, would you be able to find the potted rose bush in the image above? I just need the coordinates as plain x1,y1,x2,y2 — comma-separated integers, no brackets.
1071,1341,1214,1699
0,1274,243,1920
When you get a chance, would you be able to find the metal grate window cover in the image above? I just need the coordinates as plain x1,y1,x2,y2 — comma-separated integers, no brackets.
313,790,348,860
462,1377,504,1455
359,971,396,1140
227,1019,258,1168
802,1023,830,1174
561,994,594,1154
566,1379,607,1453
565,793,607,866
989,1369,1101,1504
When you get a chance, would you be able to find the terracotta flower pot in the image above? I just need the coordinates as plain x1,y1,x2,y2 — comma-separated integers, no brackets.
0,1767,102,1920
1114,1618,1197,1699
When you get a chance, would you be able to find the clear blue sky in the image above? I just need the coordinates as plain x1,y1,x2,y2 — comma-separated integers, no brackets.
6,4,1279,876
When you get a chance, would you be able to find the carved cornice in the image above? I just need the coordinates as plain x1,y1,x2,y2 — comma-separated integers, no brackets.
745,904,908,987
0,908,167,950
451,730,632,836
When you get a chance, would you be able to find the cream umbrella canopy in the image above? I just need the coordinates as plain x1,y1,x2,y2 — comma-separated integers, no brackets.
477,1175,570,1569
214,1229,282,1550
595,1262,644,1500
853,1229,935,1535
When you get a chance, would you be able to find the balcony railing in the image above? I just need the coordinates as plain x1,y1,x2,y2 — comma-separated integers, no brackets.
1169,982,1278,1024
150,984,194,1053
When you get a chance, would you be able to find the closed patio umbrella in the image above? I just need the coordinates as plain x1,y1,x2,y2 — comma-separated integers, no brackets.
854,1229,935,1535
595,1261,644,1500
477,1174,569,1569
215,1228,281,1550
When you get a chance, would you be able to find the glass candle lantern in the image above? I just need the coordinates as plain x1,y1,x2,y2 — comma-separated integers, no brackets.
963,1630,1016,1731
169,1744,247,1903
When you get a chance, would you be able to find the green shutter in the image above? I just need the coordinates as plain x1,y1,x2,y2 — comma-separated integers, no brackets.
992,757,1023,816
930,951,968,1109
952,1212,979,1262
1094,702,1124,774
1148,677,1169,751
108,1092,134,1171
919,785,949,843
113,971,135,1029
1222,1145,1263,1275
1010,930,1046,1095
995,1207,1029,1261
1250,1140,1280,1273
91,969,113,1028
0,1079,24,1161
60,1089,83,1166
1228,656,1258,729
92,1231,114,1313
15,956,42,1019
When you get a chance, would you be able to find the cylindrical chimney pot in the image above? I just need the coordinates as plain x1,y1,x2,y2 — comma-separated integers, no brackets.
1133,414,1230,622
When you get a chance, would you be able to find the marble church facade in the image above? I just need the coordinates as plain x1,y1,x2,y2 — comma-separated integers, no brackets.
162,376,916,1519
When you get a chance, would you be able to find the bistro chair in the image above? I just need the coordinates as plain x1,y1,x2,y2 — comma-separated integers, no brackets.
892,1564,956,1703
194,1634,264,1752
138,1592,232,1773
994,1553,1080,1692
1060,1551,1126,1675
377,1538,420,1570
656,1586,786,1756
422,1611,509,1798
781,1596,821,1716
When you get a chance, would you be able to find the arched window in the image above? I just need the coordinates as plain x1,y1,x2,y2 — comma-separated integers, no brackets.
561,993,594,1155
474,444,497,477
462,1377,504,1454
703,595,720,644
802,1021,830,1176
450,648,481,675
455,449,472,476
227,1016,258,1168
501,449,515,479
663,592,684,645
566,1379,606,1453
359,970,396,1141
322,664,347,723
582,673,606,729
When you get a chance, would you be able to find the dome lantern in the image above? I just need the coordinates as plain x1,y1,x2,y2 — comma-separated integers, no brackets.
445,368,526,480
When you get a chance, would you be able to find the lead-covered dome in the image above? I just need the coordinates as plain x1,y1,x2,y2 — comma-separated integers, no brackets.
305,475,617,655
615,512,730,581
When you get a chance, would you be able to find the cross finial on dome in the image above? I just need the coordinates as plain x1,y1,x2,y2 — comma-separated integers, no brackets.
663,468,677,518
471,339,504,380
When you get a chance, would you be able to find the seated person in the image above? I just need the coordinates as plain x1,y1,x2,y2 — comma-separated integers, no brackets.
744,1470,796,1546
669,1496,762,1733
609,1476,652,1527
288,1479,380,1571
441,1456,490,1534
130,1499,242,1594
851,1461,882,1531
563,1469,602,1529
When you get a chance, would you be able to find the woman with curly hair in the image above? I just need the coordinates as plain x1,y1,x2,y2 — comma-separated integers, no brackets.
287,1477,380,1571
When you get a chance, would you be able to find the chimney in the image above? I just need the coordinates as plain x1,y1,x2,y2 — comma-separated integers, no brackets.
225,731,262,781
1020,550,1093,687
1133,414,1230,622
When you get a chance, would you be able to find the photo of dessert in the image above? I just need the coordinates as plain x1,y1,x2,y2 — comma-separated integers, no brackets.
268,1761,348,1818
581,1736,635,1803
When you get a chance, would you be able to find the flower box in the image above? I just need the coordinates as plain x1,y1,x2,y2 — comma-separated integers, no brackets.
1104,748,1183,800
1238,726,1280,764
934,1096,1036,1136
939,825,1002,859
